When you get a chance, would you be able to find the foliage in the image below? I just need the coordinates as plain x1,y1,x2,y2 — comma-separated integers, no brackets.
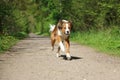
0,36,18,52
1,0,120,34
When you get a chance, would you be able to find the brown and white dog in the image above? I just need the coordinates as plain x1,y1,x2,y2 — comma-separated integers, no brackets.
49,20,72,60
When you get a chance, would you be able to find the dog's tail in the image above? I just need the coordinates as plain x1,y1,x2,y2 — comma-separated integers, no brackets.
49,24,55,32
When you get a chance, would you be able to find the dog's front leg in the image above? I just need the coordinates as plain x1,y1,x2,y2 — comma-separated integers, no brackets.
65,40,71,60
56,37,65,57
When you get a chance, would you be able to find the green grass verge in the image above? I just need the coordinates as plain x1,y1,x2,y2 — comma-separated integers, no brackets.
0,32,28,53
0,36,18,53
70,29,120,56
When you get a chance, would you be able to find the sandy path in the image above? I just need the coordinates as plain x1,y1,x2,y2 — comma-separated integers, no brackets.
0,33,120,80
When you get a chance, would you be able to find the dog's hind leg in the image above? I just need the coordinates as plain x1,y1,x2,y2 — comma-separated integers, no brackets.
56,46,61,57
51,39,55,51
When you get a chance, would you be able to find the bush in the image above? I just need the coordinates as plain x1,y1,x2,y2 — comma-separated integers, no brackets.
0,36,18,52
14,32,28,39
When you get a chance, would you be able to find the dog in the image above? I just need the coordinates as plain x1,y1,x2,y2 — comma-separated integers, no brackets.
49,19,72,60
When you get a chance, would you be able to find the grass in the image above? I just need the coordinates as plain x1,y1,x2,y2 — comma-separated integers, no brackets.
70,28,120,56
0,32,28,53
0,36,18,53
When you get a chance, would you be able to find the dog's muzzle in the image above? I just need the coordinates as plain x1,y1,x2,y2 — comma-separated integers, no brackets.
65,30,70,35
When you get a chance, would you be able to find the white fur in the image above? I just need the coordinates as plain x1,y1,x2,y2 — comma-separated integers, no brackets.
51,47,54,51
65,23,70,34
66,53,71,58
56,53,60,57
58,29,62,36
59,41,65,52
62,20,68,22
49,24,55,32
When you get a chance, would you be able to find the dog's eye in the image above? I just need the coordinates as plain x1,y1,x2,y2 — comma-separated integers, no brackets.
64,27,66,29
58,26,62,29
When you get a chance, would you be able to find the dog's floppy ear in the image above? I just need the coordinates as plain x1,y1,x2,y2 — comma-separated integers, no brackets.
69,20,72,27
57,19,63,29
69,20,72,23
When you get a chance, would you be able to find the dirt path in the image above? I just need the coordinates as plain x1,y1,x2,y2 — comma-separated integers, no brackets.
0,33,120,80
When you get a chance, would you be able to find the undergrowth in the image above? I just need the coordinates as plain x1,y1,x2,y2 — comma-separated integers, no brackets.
0,36,18,53
0,32,28,53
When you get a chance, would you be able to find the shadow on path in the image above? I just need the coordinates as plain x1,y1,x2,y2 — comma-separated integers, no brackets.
60,55,83,61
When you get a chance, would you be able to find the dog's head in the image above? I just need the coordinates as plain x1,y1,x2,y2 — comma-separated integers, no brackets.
57,20,72,35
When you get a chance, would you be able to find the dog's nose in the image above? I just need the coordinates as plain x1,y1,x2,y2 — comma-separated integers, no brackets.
67,31,69,34
66,31,70,35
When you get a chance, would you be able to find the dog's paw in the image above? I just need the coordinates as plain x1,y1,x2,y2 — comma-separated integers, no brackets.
56,53,61,58
66,56,72,60
51,47,54,51
66,53,72,60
